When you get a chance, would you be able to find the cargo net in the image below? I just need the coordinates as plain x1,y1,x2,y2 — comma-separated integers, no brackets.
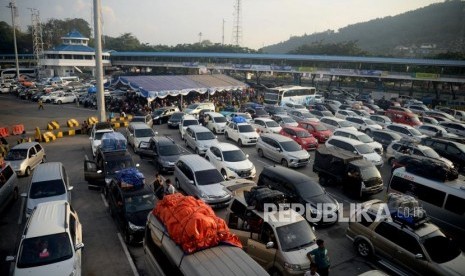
404,158,458,182
153,193,242,254
101,132,127,152
115,168,145,190
244,186,287,211
387,193,428,229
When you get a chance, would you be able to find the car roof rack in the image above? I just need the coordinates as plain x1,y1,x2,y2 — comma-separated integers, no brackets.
387,193,429,230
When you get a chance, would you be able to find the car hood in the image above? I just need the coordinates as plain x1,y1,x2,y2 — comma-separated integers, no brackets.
224,159,254,170
299,137,318,144
282,242,318,268
134,136,152,144
196,139,219,148
6,160,25,169
239,132,259,139
367,141,383,150
269,126,282,133
198,184,230,198
127,210,152,227
159,155,179,163
212,122,227,128
362,152,382,163
305,192,338,207
27,195,68,211
439,157,454,168
282,122,299,127
440,252,465,275
368,124,383,130
315,130,332,137
285,150,310,160
14,258,75,276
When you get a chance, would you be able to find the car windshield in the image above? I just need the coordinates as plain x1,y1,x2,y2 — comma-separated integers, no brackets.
238,125,255,132
274,107,286,113
358,134,373,143
131,117,146,123
321,111,333,117
355,144,375,154
280,117,295,123
276,220,316,252
301,113,315,119
422,148,441,159
183,120,199,127
171,113,183,120
187,104,199,109
296,131,311,138
125,193,155,213
95,131,113,140
409,128,422,136
105,158,135,175
360,166,381,180
223,150,247,162
313,124,327,131
159,145,181,156
281,141,303,152
196,131,215,140
364,119,377,125
135,128,154,137
29,179,66,199
265,121,280,127
339,121,352,128
152,109,163,116
5,149,27,160
17,232,73,269
294,104,305,109
195,169,225,185
213,116,227,123
423,233,461,263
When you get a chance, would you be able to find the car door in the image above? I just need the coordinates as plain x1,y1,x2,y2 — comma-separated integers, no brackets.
247,222,277,268
260,137,273,160
34,144,44,163
208,146,222,170
269,139,283,162
69,212,82,274
183,166,198,197
28,146,39,169
138,141,156,160
185,129,195,150
0,166,13,209
84,160,103,183
392,231,430,275
126,126,134,146
371,222,399,263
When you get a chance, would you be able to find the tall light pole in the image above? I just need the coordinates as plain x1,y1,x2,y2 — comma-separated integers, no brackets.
93,0,106,122
8,0,20,81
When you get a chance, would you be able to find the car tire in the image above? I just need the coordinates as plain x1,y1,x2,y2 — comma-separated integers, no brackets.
25,166,31,176
319,174,328,186
124,227,132,245
258,148,264,158
57,100,62,104
281,159,288,167
224,132,229,140
388,158,395,166
221,169,228,180
269,269,282,276
213,128,217,134
195,148,200,155
365,129,371,135
355,240,372,258
238,139,243,147
205,156,210,161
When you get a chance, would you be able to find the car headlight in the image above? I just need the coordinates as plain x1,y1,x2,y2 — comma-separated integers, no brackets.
200,193,209,199
105,178,112,185
284,262,301,271
128,221,144,231
289,159,297,163
227,167,239,172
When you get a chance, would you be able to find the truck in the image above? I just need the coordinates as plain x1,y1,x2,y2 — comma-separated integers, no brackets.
313,147,384,198
144,210,269,276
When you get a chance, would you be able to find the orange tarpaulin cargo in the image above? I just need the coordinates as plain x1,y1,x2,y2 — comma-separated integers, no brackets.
153,193,242,254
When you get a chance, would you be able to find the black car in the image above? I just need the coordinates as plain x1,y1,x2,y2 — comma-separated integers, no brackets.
167,112,185,128
246,107,270,119
370,130,402,149
138,136,182,173
152,106,179,125
263,105,287,116
421,137,465,172
257,166,339,225
106,179,155,244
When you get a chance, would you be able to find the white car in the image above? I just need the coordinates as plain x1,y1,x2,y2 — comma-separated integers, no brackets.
205,112,228,134
40,91,63,103
53,93,76,104
252,118,282,134
224,121,259,146
439,121,465,137
272,114,298,127
179,115,199,140
89,123,114,157
333,128,384,155
385,123,428,142
326,136,383,167
125,122,156,153
369,115,392,128
8,200,83,276
205,143,256,180
415,124,458,138
335,110,359,119
319,117,357,132
345,116,382,134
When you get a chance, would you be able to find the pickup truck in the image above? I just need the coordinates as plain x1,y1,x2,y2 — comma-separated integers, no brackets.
144,211,268,276
313,147,384,198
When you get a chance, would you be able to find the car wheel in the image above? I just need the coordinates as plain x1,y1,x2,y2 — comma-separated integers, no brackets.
365,129,371,135
388,158,395,166
157,163,164,174
124,227,132,245
57,100,62,104
25,166,31,176
269,269,282,276
281,159,288,167
221,169,228,180
224,132,229,140
213,128,217,134
356,240,372,257
205,156,210,161
319,175,327,186
195,148,201,155
258,148,264,158
238,139,243,147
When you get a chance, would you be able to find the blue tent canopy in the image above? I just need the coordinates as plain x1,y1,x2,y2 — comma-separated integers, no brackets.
88,86,97,93
109,74,248,100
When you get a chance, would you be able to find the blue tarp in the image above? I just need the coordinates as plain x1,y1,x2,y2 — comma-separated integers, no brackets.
88,86,97,93
101,132,127,152
115,168,145,188
109,74,248,100
232,116,247,123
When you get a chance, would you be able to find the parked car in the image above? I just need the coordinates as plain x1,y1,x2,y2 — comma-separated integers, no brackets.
351,109,371,118
5,142,46,176
346,199,465,276
264,104,287,116
131,114,153,128
7,200,84,276
174,155,232,208
0,164,19,213
319,117,356,132
52,92,76,104
309,110,334,119
184,125,219,155
256,133,310,168
279,126,319,150
282,102,307,111
369,115,392,128
138,136,182,174
385,123,428,142
369,130,402,149
226,112,253,122
124,122,156,153
419,115,440,125
179,115,199,140
415,124,458,138
298,121,332,143
439,121,465,137
405,104,429,115
287,110,318,122
326,136,383,167
421,137,465,172
271,114,298,127
183,102,215,115
167,112,185,128
345,116,382,134
335,110,359,119
152,106,180,125
385,139,453,168
105,175,154,244
205,143,256,180
224,118,259,146
246,107,270,119
252,118,282,134
204,112,228,134
333,128,383,155
89,122,114,158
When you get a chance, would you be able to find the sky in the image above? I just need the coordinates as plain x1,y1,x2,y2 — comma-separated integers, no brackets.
0,0,444,50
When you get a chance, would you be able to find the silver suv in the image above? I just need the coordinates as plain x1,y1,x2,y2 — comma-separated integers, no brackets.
256,133,310,168
5,142,46,176
385,139,453,168
184,125,218,155
174,155,232,208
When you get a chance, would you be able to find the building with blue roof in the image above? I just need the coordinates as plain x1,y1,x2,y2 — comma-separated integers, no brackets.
41,30,111,77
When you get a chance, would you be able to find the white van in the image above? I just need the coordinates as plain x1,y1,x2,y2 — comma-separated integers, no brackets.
184,102,215,115
326,136,383,167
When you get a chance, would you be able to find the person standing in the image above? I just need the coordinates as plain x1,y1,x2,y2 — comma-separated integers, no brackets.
164,179,176,195
38,99,44,110
153,173,165,199
308,239,330,276
304,263,320,276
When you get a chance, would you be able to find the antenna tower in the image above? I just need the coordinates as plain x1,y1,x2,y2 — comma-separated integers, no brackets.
231,0,242,46
30,9,44,75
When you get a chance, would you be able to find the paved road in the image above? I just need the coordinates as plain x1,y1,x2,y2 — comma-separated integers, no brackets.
0,94,388,276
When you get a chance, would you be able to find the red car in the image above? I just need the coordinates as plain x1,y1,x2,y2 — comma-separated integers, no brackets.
297,121,332,143
279,126,319,150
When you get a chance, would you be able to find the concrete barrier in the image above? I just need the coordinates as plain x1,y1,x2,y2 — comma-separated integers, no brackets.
88,116,98,125
56,129,82,138
41,131,57,143
11,124,25,135
0,127,10,137
67,119,79,128
47,121,60,130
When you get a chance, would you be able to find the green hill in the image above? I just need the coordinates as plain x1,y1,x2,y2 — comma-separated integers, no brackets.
261,0,465,56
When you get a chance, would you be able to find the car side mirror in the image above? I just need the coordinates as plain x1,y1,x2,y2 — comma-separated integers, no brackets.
75,243,85,251
89,137,92,140
189,180,195,185
97,170,103,174
276,147,282,152
353,151,357,154
216,156,222,161
266,241,274,249
68,186,74,191
415,253,424,259
20,193,27,198
5,256,15,262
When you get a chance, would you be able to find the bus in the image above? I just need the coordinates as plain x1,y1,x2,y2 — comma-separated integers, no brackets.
0,68,37,80
264,85,317,106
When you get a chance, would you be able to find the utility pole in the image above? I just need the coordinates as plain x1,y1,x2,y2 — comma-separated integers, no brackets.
7,0,20,81
232,0,242,46
93,0,106,122
30,8,44,79
222,19,225,45
198,32,202,44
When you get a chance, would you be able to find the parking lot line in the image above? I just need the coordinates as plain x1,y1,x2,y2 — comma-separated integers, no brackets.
17,197,25,225
117,232,140,276
100,193,109,208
